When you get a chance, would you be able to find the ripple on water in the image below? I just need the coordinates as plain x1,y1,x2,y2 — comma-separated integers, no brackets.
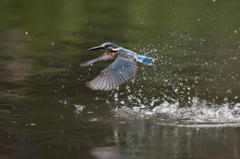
113,97,240,127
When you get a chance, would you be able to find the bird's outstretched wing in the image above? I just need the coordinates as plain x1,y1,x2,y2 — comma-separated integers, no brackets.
87,56,138,90
80,53,115,67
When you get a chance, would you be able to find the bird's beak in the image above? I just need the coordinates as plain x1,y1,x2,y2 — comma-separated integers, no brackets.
87,45,104,51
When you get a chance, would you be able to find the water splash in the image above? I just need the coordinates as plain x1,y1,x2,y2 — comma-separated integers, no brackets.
107,43,240,127
114,97,240,126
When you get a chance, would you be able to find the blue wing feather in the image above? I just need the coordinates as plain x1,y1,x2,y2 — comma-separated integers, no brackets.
87,56,138,90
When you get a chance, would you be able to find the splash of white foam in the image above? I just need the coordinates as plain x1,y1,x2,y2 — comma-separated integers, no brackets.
114,97,240,124
74,104,85,114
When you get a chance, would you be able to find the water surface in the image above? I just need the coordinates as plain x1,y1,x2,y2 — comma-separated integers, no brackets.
0,0,240,159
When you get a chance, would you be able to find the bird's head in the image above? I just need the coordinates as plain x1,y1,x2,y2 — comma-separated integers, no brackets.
88,42,119,52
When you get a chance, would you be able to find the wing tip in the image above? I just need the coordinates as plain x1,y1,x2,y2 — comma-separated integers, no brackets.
80,62,88,67
86,81,116,91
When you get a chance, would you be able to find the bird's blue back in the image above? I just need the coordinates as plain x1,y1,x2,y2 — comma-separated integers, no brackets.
115,47,154,66
136,55,154,65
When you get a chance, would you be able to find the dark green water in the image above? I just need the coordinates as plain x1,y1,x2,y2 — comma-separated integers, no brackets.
0,0,240,159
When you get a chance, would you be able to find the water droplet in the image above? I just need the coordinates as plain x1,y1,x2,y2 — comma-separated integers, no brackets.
120,101,125,105
30,123,36,126
74,105,85,114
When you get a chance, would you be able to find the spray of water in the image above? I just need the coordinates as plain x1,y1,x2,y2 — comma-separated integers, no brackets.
114,97,240,125
109,43,240,126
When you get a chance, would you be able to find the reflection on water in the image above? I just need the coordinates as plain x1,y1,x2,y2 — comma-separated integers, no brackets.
0,0,240,159
90,146,120,159
6,122,239,159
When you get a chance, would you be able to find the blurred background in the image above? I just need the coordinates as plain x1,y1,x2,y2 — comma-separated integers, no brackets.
0,0,240,159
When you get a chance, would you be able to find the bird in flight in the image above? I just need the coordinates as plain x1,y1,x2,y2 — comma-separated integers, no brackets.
81,42,154,90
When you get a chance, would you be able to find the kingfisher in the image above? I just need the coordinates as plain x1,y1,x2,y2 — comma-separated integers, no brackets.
80,42,154,91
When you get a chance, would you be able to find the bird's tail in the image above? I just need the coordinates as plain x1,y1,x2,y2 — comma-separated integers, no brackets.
136,55,154,65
